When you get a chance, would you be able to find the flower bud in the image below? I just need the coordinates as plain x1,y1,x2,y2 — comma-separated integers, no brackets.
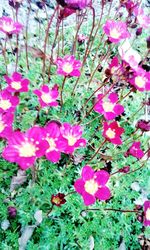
119,166,130,173
8,206,17,218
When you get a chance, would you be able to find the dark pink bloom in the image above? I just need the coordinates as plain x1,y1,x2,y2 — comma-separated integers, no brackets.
94,93,124,120
56,55,81,77
103,20,130,43
77,34,88,44
129,68,150,91
59,7,76,19
109,57,122,75
43,122,67,163
2,126,49,170
103,121,124,145
127,141,144,159
34,85,59,108
133,7,150,29
0,112,14,138
74,165,111,206
4,72,30,93
143,201,150,226
0,90,19,113
60,123,86,154
66,0,91,9
0,16,23,35
136,120,150,132
57,0,91,9
51,193,66,206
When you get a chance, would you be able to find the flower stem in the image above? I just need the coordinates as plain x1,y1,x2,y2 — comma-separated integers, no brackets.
42,6,58,80
60,76,67,111
81,208,140,214
47,205,54,216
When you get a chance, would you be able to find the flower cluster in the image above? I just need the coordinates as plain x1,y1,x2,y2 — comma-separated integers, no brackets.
2,121,86,169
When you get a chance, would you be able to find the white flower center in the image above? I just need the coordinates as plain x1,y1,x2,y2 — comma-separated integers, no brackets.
11,81,21,90
0,120,5,133
135,76,146,88
46,137,56,152
19,142,36,157
146,208,150,221
2,22,14,32
110,28,120,39
67,135,77,146
103,101,114,112
84,179,99,195
0,99,11,110
41,93,52,104
62,63,73,74
106,128,115,138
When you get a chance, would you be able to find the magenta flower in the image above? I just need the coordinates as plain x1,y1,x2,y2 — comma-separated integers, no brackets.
0,112,14,138
56,55,81,77
127,141,144,159
103,20,130,43
136,120,150,132
94,93,124,120
103,121,124,145
60,123,86,154
43,122,67,163
118,40,141,70
2,126,49,170
129,68,150,92
0,16,23,35
143,201,150,227
34,85,59,108
66,0,91,9
59,7,76,19
109,57,122,75
0,90,19,113
74,165,111,206
4,72,30,93
133,7,150,29
57,0,91,9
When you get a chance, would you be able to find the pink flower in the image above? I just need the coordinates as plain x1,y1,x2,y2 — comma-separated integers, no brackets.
56,55,81,77
57,0,91,9
94,93,124,120
0,16,23,35
136,120,150,132
103,20,130,43
74,165,111,206
66,0,91,9
129,68,150,91
133,7,150,29
127,141,144,159
103,121,124,145
2,126,49,170
77,34,88,44
43,122,67,163
143,201,150,226
109,57,122,75
34,85,59,108
118,40,141,70
4,72,30,93
60,123,86,154
0,112,14,138
59,7,76,19
0,90,19,113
